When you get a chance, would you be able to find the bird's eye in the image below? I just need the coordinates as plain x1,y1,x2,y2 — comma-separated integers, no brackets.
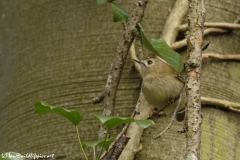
147,60,153,65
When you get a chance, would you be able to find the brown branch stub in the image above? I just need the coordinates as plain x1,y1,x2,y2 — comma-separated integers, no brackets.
98,0,149,141
92,90,107,104
185,0,205,159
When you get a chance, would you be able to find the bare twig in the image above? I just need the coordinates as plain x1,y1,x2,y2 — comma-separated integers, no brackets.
203,27,228,34
172,28,227,50
97,0,149,142
154,82,186,139
171,39,187,50
202,53,240,60
201,97,240,113
178,22,240,31
173,18,240,50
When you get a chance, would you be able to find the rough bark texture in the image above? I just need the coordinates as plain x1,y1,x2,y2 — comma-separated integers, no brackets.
185,0,205,159
98,0,148,142
0,0,240,160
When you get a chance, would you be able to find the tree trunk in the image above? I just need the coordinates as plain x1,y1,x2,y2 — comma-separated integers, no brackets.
0,0,239,160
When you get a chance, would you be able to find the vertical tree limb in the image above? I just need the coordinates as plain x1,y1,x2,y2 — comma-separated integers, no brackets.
185,0,205,159
118,92,151,160
161,0,189,46
98,0,149,141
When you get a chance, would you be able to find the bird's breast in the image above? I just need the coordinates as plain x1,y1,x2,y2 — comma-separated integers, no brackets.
142,75,183,109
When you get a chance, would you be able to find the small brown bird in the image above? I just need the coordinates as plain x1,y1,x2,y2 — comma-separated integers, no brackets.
133,56,186,120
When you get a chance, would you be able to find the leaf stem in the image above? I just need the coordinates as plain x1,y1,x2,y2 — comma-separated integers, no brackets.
93,147,96,160
75,125,88,160
97,128,109,160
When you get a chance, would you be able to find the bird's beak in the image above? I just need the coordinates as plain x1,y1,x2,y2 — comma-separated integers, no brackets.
133,59,141,64
133,59,145,67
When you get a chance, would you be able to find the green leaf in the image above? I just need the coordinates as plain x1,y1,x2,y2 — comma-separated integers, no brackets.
111,2,129,22
81,141,100,149
135,119,155,128
93,115,135,129
82,137,116,151
98,137,116,151
150,39,184,72
98,0,108,4
93,115,154,129
35,101,83,126
0,152,26,160
140,30,184,72
140,18,147,29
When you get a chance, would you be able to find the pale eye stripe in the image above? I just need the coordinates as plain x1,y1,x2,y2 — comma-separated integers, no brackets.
155,56,169,65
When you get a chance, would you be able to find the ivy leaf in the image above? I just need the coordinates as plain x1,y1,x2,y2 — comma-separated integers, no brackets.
110,2,146,27
97,137,116,151
140,30,184,72
94,115,134,129
94,115,154,129
35,101,83,126
82,138,116,151
111,2,129,22
81,141,100,149
98,0,108,4
140,18,147,29
135,119,155,128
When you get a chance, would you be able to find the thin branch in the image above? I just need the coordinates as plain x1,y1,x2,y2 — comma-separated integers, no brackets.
172,28,227,50
204,27,228,34
97,0,149,141
173,18,240,50
202,53,240,60
185,0,205,159
201,97,240,113
154,83,186,139
171,39,187,50
179,22,240,31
